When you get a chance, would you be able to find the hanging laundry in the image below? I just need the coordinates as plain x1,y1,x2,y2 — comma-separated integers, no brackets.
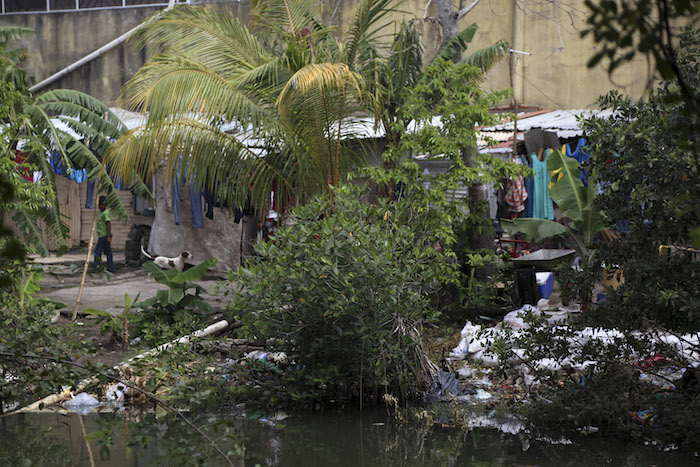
173,159,183,226
85,179,95,209
505,176,528,213
48,151,64,175
566,138,590,186
189,184,204,229
203,182,216,220
14,152,33,181
173,156,208,229
69,168,87,183
532,150,555,220
520,155,534,218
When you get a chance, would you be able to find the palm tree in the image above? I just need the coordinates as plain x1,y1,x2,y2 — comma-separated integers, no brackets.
0,26,145,254
105,0,406,214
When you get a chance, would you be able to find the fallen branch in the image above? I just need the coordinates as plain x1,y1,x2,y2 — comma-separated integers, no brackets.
7,319,234,414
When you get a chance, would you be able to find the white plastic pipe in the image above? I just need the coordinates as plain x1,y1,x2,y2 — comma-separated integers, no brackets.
28,0,177,93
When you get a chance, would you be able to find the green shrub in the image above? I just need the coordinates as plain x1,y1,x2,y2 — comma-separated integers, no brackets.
582,27,700,331
229,184,455,404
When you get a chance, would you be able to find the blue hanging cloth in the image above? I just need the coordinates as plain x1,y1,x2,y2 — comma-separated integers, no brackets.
49,151,64,175
189,184,204,229
173,158,183,226
69,168,87,183
85,180,95,209
566,138,590,186
173,156,208,228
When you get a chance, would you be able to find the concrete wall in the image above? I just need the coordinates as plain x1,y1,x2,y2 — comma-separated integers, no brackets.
0,7,159,104
0,0,650,109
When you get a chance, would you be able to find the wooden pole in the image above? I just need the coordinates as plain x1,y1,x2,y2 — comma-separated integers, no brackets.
72,199,98,321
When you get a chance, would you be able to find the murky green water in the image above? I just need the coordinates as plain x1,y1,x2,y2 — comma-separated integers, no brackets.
1,409,697,466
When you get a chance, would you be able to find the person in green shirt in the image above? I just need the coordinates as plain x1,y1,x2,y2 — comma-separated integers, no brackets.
93,195,115,272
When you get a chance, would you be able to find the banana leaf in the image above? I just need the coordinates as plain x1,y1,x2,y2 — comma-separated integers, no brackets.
142,260,178,286
170,257,218,284
547,149,587,224
433,23,479,63
156,288,185,307
500,149,608,259
500,217,570,243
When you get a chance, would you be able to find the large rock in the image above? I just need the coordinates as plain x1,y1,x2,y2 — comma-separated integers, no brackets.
148,175,241,274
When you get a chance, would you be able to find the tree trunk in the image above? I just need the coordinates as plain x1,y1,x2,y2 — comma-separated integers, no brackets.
436,0,494,262
435,0,458,45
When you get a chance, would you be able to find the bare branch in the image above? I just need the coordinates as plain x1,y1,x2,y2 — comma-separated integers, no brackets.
424,0,433,19
457,0,481,20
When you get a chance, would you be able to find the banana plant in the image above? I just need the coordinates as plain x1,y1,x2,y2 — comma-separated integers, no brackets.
135,257,218,314
500,149,608,259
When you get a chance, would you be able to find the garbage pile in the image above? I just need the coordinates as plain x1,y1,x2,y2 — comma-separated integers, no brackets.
449,299,700,384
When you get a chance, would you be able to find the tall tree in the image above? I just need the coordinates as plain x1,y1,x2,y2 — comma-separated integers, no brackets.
107,0,398,214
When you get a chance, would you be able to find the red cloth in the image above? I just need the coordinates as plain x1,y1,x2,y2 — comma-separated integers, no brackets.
14,152,32,182
505,176,528,213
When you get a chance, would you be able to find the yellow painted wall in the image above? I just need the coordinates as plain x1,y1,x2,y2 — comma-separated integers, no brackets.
0,0,651,109
334,0,652,108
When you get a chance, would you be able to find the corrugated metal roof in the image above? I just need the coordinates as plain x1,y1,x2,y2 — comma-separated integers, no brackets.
482,108,614,133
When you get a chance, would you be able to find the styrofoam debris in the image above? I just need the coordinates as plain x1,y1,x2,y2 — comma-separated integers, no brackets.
106,383,125,402
468,413,526,434
457,366,476,378
63,392,100,415
449,302,700,384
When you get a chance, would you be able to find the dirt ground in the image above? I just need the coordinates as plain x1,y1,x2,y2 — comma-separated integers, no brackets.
33,250,231,366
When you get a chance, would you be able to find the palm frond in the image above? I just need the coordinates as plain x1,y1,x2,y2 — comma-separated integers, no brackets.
251,0,323,39
133,6,270,75
458,40,510,73
0,26,34,43
433,23,479,63
343,0,398,70
12,210,49,256
121,56,282,134
277,63,362,116
106,118,270,210
387,21,423,105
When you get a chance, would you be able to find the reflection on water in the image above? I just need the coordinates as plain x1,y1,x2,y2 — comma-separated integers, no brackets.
1,409,697,466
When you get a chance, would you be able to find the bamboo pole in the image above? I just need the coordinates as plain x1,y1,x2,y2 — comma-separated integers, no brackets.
9,320,232,414
72,203,98,321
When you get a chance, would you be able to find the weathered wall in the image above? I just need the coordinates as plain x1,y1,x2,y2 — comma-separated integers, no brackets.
148,173,242,273
0,3,249,105
0,7,159,104
334,0,651,109
0,0,650,108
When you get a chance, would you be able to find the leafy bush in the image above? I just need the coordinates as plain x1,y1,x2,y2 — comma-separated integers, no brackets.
581,27,700,331
0,297,91,409
230,184,453,404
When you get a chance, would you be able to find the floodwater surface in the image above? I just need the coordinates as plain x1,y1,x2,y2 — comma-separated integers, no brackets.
1,410,697,466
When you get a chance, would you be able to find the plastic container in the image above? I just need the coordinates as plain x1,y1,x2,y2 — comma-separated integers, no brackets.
535,272,554,299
